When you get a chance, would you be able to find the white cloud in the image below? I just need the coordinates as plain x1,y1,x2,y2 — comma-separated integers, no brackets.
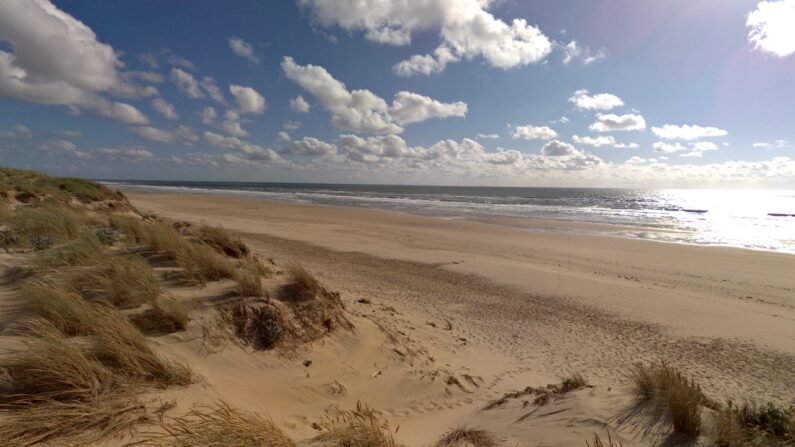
0,124,33,139
299,0,551,76
512,125,557,140
680,151,703,158
131,125,198,145
228,37,260,63
560,41,606,65
613,142,640,149
290,95,311,113
96,146,154,160
389,91,467,125
203,131,283,163
229,84,266,114
747,0,795,57
572,135,615,147
290,136,337,157
652,141,687,153
200,106,218,125
201,77,225,104
283,120,302,130
0,0,152,124
589,113,646,132
569,90,623,111
651,124,728,140
151,97,178,119
692,141,719,152
477,133,499,139
753,139,788,149
277,131,291,142
40,139,76,152
282,57,466,133
171,68,203,98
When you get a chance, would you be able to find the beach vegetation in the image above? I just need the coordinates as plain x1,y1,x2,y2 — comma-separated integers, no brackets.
434,426,497,447
280,264,322,302
198,223,250,258
316,401,403,447
225,300,284,350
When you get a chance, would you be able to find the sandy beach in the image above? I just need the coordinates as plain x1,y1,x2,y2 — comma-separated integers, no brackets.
123,191,795,444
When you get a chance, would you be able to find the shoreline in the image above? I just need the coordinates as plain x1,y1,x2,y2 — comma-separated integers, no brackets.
115,184,795,255
127,191,795,357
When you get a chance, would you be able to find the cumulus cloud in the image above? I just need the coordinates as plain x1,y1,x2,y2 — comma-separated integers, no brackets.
389,91,467,125
228,37,260,63
204,131,283,163
560,41,606,65
229,84,266,114
512,125,557,140
572,135,615,147
569,90,623,111
651,124,727,140
170,69,226,104
290,95,311,113
747,0,795,57
0,124,33,139
290,136,337,157
0,0,151,124
96,146,154,160
652,141,687,153
277,131,291,142
692,141,719,152
589,113,646,132
131,125,198,145
200,106,218,125
151,97,178,119
298,0,551,76
282,57,466,133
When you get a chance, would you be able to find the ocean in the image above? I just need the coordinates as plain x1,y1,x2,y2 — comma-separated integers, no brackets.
106,180,795,253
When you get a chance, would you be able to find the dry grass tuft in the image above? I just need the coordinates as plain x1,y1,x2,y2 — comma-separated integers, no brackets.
628,362,706,437
235,268,265,297
316,401,403,447
485,374,587,410
198,224,249,258
109,214,147,245
713,401,795,446
1,318,111,405
280,265,322,302
90,306,192,386
36,233,104,267
6,204,84,249
434,426,497,447
22,280,97,336
71,253,161,309
130,296,189,336
585,431,624,447
133,401,295,447
0,396,148,447
224,300,284,350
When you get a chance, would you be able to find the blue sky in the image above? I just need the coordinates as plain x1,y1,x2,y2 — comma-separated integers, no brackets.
0,0,794,187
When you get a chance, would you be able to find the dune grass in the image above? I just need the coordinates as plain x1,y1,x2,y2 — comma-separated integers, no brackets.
713,401,795,446
235,267,265,297
36,233,105,267
434,426,497,447
225,300,284,350
585,431,624,447
109,214,147,245
485,374,587,410
280,265,322,302
21,280,97,336
628,362,707,437
133,401,295,447
130,295,190,336
316,401,403,447
0,166,121,204
198,224,249,258
70,253,161,309
4,204,85,250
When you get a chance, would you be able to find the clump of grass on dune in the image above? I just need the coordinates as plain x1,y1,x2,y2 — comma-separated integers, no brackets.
198,224,249,258
109,214,147,245
1,318,111,405
130,295,190,336
225,300,284,350
133,401,295,447
90,305,191,386
585,431,624,447
714,401,795,446
21,280,97,336
628,362,708,437
235,267,265,297
434,426,497,447
485,374,587,410
280,265,322,302
6,204,85,250
71,253,161,309
316,401,403,447
36,233,104,267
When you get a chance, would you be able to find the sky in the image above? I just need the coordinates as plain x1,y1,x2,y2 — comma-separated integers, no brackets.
0,0,794,188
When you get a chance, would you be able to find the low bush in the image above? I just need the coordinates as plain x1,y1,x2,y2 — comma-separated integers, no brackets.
225,300,284,350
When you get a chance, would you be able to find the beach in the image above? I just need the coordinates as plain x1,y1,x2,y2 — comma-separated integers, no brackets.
126,191,795,444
